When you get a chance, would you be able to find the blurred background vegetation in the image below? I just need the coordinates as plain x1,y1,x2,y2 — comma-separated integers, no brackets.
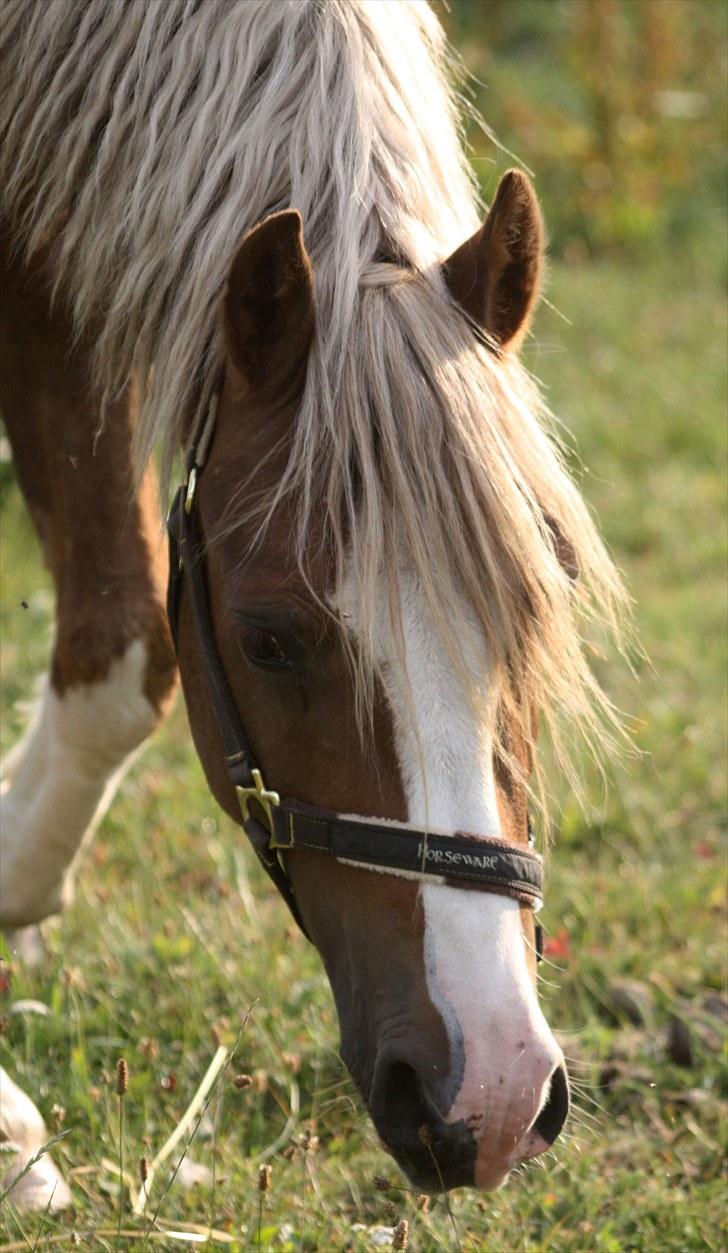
445,0,726,260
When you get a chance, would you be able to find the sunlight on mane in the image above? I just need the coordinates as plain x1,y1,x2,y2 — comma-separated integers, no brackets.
0,0,478,470
0,0,629,813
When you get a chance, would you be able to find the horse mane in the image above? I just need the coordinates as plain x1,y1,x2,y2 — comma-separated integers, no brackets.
0,0,628,810
0,0,478,463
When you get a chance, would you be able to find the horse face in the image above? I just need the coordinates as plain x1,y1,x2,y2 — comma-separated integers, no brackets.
175,190,569,1191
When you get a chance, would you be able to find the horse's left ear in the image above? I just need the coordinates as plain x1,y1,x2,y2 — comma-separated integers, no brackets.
224,209,315,390
442,169,543,351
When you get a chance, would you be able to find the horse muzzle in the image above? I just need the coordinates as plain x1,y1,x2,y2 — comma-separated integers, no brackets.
367,1043,570,1192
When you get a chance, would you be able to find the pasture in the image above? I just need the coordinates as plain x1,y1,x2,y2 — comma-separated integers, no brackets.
1,2,726,1250
2,244,724,1253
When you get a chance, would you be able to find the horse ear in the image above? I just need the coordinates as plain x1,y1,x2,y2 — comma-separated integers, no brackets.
224,209,315,388
442,169,543,351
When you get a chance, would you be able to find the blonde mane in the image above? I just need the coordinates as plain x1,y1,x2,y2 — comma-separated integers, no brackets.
0,0,628,807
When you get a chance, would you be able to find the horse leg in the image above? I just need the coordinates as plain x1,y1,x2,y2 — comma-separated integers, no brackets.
0,1066,72,1213
0,243,178,929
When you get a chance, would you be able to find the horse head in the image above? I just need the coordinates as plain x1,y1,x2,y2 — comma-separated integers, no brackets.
173,172,571,1192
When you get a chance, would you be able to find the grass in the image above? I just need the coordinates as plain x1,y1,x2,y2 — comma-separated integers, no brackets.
1,248,726,1250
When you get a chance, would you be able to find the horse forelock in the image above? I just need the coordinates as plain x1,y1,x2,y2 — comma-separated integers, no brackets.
0,0,629,813
275,271,628,820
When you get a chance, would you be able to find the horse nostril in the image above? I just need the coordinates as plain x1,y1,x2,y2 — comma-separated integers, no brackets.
371,1058,429,1135
532,1063,569,1146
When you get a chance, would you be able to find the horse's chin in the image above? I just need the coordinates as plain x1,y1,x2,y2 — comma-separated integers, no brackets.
473,1128,552,1190
472,1160,512,1191
390,1139,538,1194
379,1142,476,1195
394,1155,511,1194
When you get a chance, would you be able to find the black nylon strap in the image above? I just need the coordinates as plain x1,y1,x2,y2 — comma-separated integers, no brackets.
166,488,183,648
168,486,311,931
168,487,255,782
271,805,543,906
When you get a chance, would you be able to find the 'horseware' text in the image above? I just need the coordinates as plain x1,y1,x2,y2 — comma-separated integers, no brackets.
416,845,501,871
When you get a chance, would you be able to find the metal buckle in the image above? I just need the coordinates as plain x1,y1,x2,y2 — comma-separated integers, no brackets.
268,809,296,852
184,465,198,514
236,768,281,835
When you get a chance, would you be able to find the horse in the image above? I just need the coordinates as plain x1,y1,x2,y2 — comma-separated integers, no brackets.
0,0,626,1204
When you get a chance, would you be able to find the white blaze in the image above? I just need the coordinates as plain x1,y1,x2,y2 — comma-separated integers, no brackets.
342,568,559,1182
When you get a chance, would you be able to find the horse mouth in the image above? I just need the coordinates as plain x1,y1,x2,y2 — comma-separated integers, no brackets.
380,1131,478,1194
375,1061,570,1193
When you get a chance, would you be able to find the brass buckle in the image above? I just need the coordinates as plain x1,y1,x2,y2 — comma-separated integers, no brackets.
268,809,295,852
236,768,281,835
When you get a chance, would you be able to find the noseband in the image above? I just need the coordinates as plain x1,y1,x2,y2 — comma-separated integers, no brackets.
166,395,545,946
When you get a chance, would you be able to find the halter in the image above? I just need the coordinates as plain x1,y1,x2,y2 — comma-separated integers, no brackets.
166,394,545,946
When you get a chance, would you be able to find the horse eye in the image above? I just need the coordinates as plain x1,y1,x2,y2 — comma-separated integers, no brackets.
239,625,292,671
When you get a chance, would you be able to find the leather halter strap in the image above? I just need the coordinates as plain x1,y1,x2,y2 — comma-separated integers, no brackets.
166,397,545,941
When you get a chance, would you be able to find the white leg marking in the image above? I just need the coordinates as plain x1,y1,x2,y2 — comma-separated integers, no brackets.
0,641,157,927
0,1067,71,1212
1,674,50,792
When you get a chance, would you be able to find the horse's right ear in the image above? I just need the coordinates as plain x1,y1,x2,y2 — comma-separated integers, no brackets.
223,209,315,389
442,169,543,351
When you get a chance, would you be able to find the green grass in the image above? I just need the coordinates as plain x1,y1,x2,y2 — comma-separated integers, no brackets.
1,259,726,1250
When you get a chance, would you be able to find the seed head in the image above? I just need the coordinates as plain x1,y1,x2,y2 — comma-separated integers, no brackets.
233,1072,252,1089
139,1157,149,1184
373,1175,391,1192
392,1218,409,1250
258,1164,271,1193
300,1127,319,1153
115,1058,129,1096
417,1124,433,1149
